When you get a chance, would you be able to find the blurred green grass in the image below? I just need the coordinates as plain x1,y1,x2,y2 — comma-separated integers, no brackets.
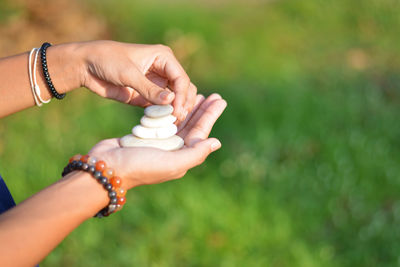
1,0,400,266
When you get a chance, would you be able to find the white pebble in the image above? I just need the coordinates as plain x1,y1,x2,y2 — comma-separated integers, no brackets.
132,124,177,139
140,115,177,128
144,104,174,118
120,134,184,151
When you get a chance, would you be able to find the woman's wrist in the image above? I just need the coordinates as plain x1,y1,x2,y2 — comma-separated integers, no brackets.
63,154,127,217
36,42,86,97
61,171,110,220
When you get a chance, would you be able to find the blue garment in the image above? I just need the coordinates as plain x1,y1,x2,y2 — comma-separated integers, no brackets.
0,175,16,214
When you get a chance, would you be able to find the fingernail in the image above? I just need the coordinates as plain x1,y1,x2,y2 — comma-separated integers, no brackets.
159,91,170,100
211,140,221,151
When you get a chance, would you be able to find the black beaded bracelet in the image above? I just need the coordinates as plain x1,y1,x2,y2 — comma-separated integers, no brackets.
40,42,66,100
62,155,126,218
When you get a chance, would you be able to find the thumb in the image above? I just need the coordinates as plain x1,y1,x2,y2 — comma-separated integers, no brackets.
174,138,222,170
129,71,175,104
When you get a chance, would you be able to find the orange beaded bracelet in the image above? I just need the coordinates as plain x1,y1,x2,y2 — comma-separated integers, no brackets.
62,154,126,217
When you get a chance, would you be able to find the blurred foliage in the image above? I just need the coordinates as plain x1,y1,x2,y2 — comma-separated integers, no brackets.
0,0,109,56
0,0,400,266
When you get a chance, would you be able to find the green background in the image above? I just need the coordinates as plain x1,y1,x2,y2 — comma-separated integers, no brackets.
1,0,400,266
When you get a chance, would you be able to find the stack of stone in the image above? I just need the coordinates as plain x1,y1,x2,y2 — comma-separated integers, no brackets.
120,104,184,151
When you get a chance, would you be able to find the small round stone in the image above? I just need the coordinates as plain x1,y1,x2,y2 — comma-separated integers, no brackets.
132,124,177,139
77,161,83,169
69,154,81,163
65,165,72,173
82,163,89,171
93,171,102,179
117,197,126,205
88,166,96,173
108,191,117,198
120,134,184,151
140,114,177,128
72,154,82,161
100,208,108,217
110,197,118,204
116,204,123,212
104,183,113,191
87,156,98,165
95,160,106,171
108,204,117,213
110,177,122,188
116,187,126,197
144,104,174,118
99,177,107,185
102,168,114,179
81,155,90,163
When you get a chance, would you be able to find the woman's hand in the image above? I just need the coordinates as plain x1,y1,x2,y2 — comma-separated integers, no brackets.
0,40,196,118
78,40,196,121
88,93,227,189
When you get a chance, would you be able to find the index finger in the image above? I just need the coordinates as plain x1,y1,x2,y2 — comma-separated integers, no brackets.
157,54,191,121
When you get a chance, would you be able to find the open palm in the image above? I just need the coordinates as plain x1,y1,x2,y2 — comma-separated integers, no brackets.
89,93,227,189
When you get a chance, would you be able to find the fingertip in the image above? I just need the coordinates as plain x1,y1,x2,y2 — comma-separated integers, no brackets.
220,99,228,109
158,90,172,103
159,91,169,100
194,137,221,153
209,138,222,152
159,90,175,103
174,138,221,170
208,93,223,101
211,98,228,113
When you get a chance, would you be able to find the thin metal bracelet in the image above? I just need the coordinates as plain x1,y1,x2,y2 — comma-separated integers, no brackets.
40,42,66,100
33,48,51,104
28,48,42,107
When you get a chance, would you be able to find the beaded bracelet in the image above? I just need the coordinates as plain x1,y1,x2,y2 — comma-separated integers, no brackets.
40,42,66,100
62,154,126,218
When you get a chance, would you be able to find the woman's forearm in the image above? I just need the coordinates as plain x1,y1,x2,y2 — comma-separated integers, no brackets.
0,43,84,117
0,171,109,266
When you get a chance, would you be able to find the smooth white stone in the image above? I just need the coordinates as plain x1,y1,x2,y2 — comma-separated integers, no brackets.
120,134,184,151
132,124,177,139
140,115,177,128
144,104,173,118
